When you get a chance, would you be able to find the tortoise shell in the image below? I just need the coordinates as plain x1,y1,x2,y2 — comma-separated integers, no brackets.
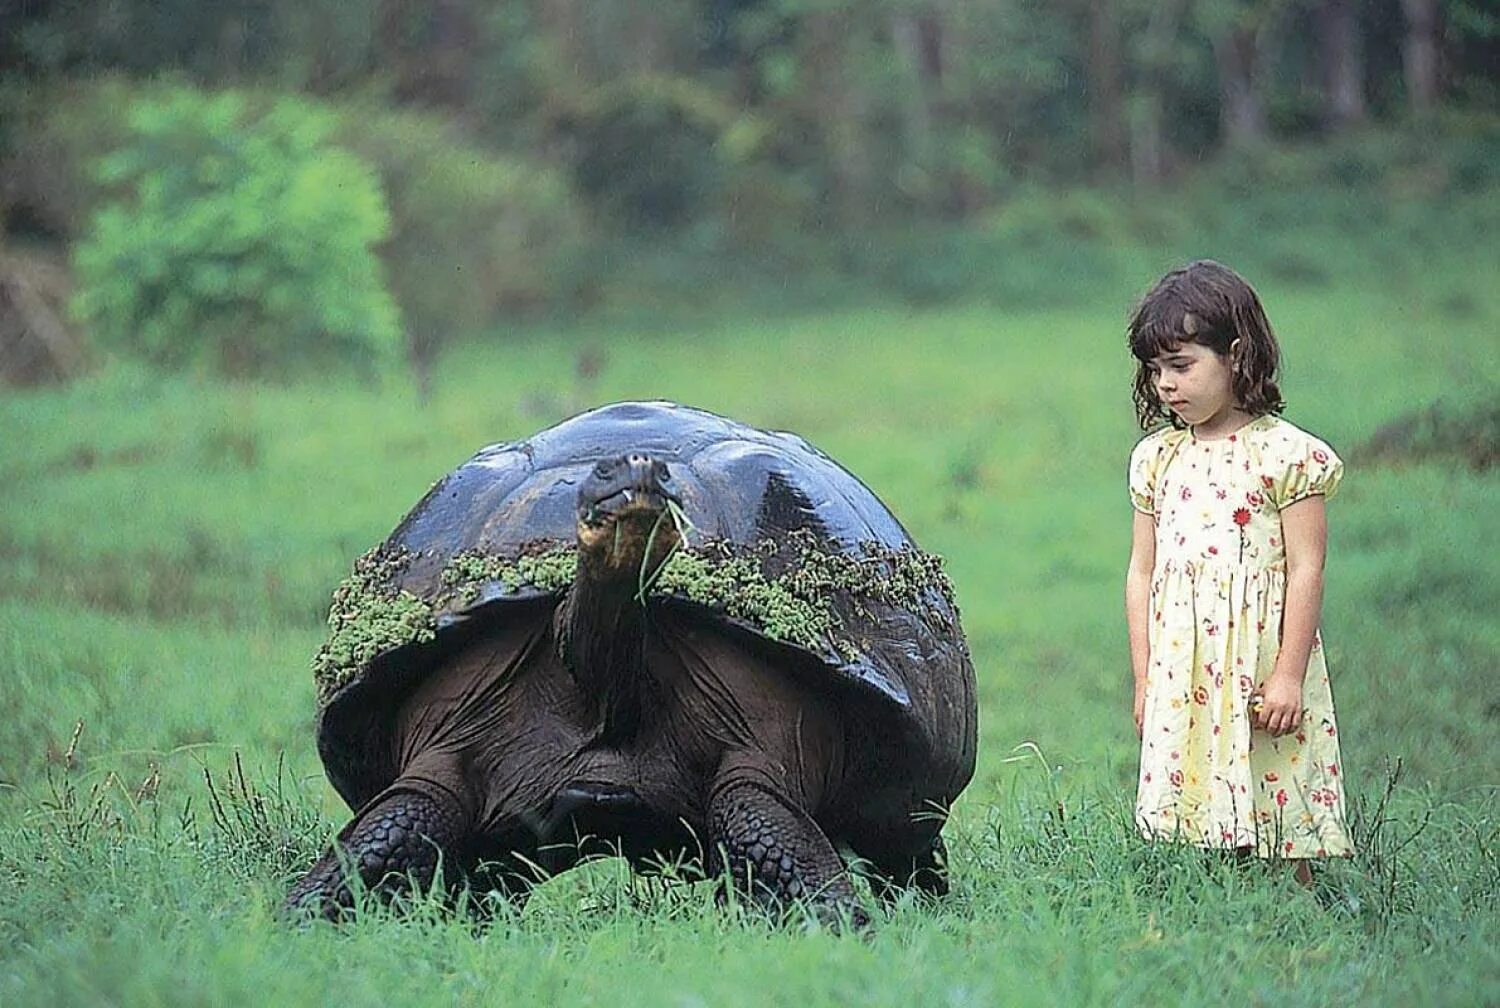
312,401,971,806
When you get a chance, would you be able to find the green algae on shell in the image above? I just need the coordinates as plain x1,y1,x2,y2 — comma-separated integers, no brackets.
311,532,959,706
311,546,434,704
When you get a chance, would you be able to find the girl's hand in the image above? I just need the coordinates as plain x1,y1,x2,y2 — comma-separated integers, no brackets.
1133,681,1146,739
1255,674,1303,737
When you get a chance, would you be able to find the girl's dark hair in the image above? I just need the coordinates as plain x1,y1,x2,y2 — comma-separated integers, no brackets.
1126,259,1284,429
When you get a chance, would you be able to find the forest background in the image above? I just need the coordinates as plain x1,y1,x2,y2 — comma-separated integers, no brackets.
0,1,1496,1005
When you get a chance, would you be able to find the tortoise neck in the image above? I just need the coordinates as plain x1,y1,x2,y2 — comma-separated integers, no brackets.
560,556,653,745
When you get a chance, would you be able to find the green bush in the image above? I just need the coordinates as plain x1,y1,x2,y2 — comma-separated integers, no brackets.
70,89,401,377
331,106,589,377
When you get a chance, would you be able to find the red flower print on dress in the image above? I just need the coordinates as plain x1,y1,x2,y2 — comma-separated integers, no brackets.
1232,508,1251,562
1261,475,1275,489
1192,685,1208,705
1263,771,1279,782
1247,490,1263,507
1312,449,1328,464
1275,789,1288,807
1169,769,1184,788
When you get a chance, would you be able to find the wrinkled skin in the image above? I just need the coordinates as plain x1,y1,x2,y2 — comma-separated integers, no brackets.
287,452,953,926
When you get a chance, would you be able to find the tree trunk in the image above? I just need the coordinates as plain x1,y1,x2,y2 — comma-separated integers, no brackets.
1400,0,1441,114
890,11,935,177
538,0,589,82
1318,0,1366,129
1214,22,1268,149
625,1,669,74
1087,0,1128,176
1128,0,1186,186
378,0,476,107
806,12,872,229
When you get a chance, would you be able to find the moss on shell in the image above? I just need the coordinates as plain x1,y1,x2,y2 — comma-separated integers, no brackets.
442,547,578,604
311,546,434,704
312,533,958,706
653,548,840,655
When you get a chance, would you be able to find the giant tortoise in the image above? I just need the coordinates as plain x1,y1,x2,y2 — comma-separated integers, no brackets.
287,401,977,923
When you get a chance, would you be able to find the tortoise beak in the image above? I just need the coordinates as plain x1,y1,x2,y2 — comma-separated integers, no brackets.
578,454,679,527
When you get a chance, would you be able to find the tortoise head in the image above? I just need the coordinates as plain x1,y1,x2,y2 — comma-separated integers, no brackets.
575,452,682,575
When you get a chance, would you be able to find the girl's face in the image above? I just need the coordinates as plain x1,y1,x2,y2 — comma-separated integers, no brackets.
1149,340,1239,429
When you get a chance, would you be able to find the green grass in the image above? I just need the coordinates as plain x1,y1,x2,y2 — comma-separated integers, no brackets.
2,237,1497,1005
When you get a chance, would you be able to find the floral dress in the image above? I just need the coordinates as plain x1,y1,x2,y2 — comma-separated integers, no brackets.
1129,414,1352,859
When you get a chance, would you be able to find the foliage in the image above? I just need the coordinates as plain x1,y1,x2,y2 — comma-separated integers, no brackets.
0,78,139,242
70,89,401,377
1,232,1497,1001
11,0,1500,248
330,105,589,383
1357,400,1500,472
5,80,590,387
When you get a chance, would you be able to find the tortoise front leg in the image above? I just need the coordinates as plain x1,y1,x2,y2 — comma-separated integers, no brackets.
707,758,869,929
285,779,472,920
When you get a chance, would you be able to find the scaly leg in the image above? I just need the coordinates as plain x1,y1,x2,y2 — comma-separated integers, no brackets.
285,779,471,919
707,759,869,928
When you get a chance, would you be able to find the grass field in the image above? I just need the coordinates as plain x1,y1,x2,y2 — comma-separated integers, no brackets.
1,241,1496,1005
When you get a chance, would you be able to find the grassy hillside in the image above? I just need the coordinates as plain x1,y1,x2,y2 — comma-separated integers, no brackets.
1,248,1496,1005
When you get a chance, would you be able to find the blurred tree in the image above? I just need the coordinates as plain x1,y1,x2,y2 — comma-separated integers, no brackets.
4,0,1499,278
377,0,477,107
1085,0,1130,177
1197,0,1297,150
1318,0,1368,129
1444,0,1500,108
1401,0,1442,114
71,90,401,378
335,105,587,398
1125,0,1188,185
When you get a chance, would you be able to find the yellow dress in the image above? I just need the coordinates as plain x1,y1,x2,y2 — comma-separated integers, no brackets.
1129,414,1352,858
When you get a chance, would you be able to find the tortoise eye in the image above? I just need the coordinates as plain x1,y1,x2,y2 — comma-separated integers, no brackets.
593,461,612,479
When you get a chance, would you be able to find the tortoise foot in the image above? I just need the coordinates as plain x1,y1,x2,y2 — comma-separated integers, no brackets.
284,783,468,920
708,767,870,930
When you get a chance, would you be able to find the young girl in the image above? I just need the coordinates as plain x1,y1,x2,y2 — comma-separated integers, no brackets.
1123,259,1351,880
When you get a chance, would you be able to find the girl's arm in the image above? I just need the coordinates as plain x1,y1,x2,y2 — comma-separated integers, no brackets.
1126,510,1156,738
1258,494,1329,736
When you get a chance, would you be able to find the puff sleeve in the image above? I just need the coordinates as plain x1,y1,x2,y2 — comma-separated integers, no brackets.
1128,436,1161,515
1272,433,1344,508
